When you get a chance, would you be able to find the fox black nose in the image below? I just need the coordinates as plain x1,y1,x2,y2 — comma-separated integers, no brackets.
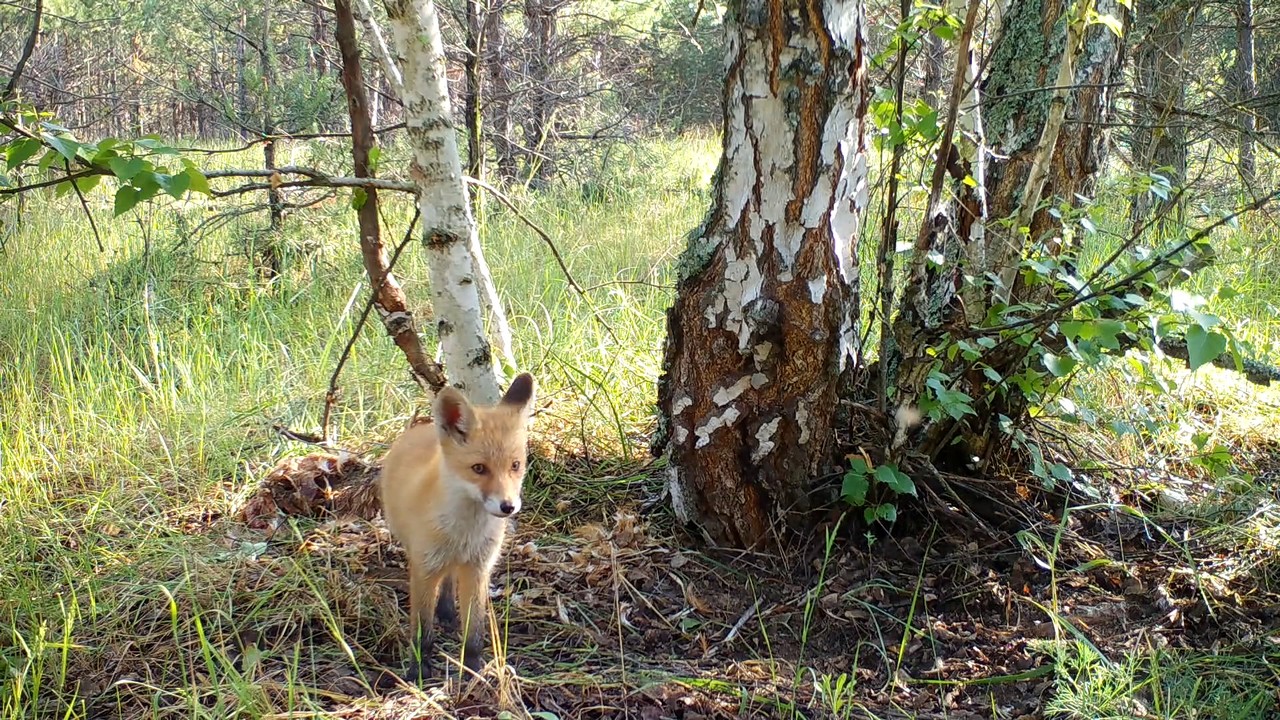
499,500,516,515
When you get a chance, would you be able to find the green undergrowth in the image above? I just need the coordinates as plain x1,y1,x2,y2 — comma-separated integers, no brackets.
2,131,1279,718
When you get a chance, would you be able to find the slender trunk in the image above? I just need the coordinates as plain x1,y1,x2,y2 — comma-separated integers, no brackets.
356,0,404,97
335,0,447,392
655,0,869,549
1236,0,1256,186
464,0,485,186
259,6,283,279
236,11,249,140
889,0,1130,467
1129,0,1194,235
485,0,517,180
383,0,503,404
522,0,556,182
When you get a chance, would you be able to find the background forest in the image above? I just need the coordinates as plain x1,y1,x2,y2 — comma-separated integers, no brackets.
2,0,1280,718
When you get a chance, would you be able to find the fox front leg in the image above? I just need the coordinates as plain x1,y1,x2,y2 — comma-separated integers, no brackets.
405,564,444,682
435,575,458,630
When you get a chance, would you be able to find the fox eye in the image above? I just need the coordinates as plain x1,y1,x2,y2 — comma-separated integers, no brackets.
511,460,521,471
471,463,488,475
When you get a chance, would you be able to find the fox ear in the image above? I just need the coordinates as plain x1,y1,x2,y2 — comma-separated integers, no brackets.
433,387,475,443
500,373,536,417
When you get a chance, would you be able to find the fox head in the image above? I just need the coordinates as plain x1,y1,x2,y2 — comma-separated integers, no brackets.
433,373,536,518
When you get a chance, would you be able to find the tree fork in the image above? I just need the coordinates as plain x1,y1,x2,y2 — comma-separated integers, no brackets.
334,0,447,394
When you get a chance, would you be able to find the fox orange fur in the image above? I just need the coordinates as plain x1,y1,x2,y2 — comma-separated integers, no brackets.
378,373,536,680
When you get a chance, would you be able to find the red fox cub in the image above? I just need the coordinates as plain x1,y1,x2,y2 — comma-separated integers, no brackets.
378,373,536,680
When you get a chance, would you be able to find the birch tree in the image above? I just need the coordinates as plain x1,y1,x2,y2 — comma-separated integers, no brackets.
657,0,1145,548
382,0,503,404
654,0,870,548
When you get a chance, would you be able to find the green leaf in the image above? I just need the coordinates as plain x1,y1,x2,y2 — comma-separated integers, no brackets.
873,464,916,497
842,471,869,507
1043,352,1077,378
6,138,42,170
351,187,368,210
875,504,898,523
156,171,190,200
74,174,102,193
108,157,146,181
1050,463,1073,483
113,186,140,216
43,134,81,162
184,167,211,196
847,457,870,476
38,149,59,172
1185,326,1226,372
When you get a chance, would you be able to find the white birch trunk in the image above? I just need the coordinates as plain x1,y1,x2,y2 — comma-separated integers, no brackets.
383,0,502,404
371,0,516,377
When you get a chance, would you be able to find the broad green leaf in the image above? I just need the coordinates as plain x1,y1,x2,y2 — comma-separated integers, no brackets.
847,457,870,476
1185,325,1226,372
1050,463,1073,483
74,174,102,193
1043,352,1077,378
184,167,211,195
108,157,146,181
43,134,81,162
351,187,368,210
38,149,59,172
114,186,140,216
156,172,190,200
875,504,898,523
6,138,42,170
842,471,869,507
874,464,917,497
932,23,956,41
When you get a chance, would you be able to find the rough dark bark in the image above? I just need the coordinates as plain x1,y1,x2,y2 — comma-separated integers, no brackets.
485,0,518,180
654,0,869,549
922,30,945,102
1236,0,1257,186
334,0,447,393
522,0,557,182
1129,0,1195,234
464,0,485,187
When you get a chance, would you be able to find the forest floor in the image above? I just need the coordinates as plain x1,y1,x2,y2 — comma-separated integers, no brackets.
4,133,1280,719
54,431,1280,720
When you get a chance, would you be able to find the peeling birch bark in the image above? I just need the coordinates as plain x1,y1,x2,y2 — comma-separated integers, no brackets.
655,0,869,548
366,0,515,377
383,0,502,404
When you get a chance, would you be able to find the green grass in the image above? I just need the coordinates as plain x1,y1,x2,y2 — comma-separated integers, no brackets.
0,131,718,718
2,130,1279,719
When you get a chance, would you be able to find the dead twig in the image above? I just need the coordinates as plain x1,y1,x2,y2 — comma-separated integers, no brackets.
321,209,423,441
464,175,620,344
